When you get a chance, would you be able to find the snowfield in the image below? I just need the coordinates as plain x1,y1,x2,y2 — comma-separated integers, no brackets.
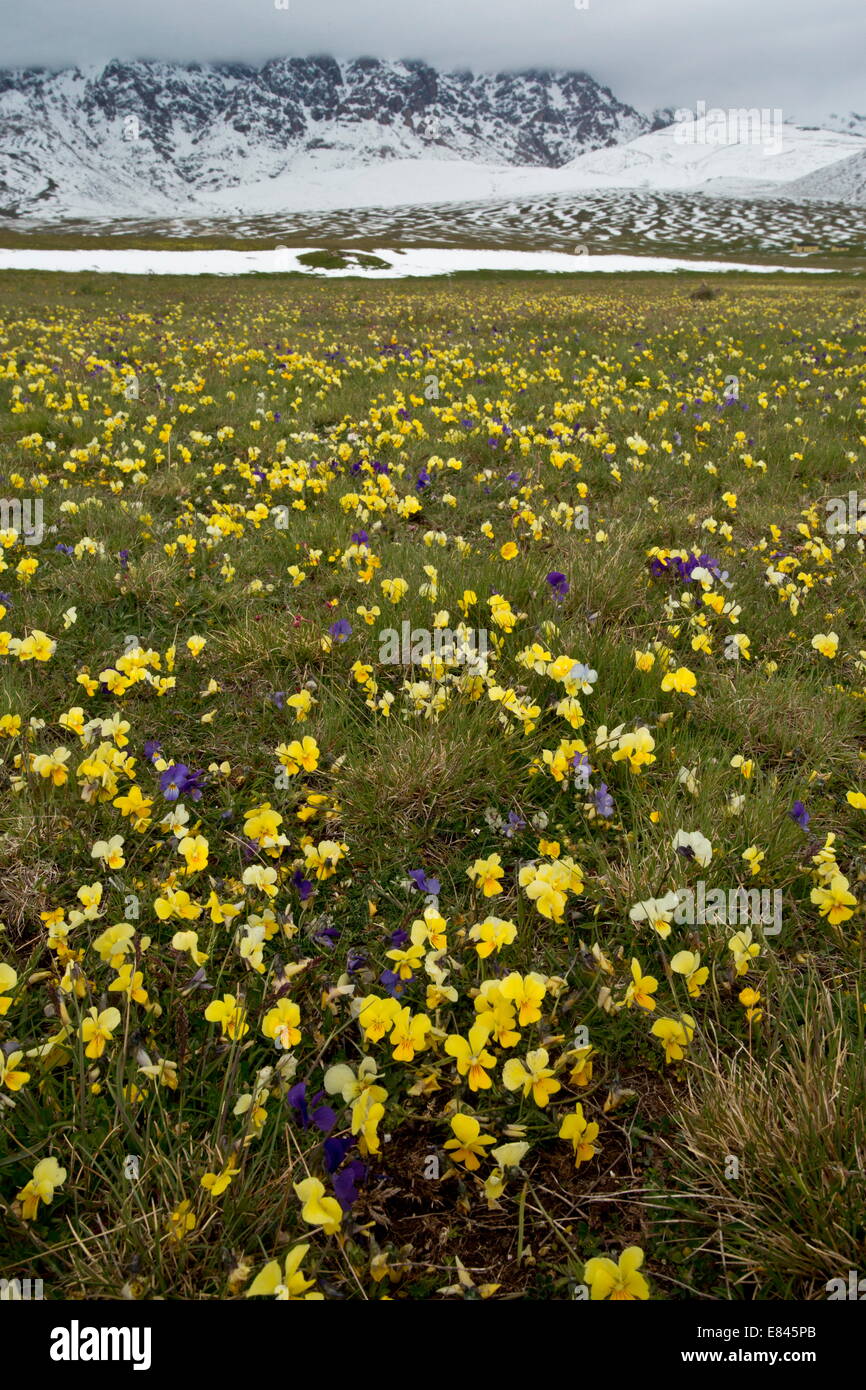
553,123,866,195
128,125,866,219
19,125,864,225
0,246,839,277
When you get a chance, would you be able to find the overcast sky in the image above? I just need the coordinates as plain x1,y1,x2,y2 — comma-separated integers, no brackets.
1,0,862,119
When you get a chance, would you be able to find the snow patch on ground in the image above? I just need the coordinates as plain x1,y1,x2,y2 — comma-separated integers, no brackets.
0,247,838,277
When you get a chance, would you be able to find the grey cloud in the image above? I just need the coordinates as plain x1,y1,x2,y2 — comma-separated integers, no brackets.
0,0,862,120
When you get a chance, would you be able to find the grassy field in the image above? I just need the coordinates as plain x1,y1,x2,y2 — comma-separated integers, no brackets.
0,268,865,1302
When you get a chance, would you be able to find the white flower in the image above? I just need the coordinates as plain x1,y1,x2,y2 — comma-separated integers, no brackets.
628,891,682,939
672,829,713,867
569,662,598,693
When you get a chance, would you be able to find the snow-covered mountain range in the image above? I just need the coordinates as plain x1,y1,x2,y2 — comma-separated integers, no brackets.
0,57,649,218
0,57,864,221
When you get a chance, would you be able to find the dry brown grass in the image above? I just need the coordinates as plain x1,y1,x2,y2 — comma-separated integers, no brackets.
659,976,866,1297
0,825,60,957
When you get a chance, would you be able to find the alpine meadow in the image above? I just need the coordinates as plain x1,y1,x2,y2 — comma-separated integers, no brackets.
3,0,866,1324
1,268,865,1303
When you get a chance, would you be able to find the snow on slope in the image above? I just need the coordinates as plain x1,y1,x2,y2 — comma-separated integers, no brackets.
780,148,866,205
196,152,559,216
791,111,866,140
185,123,866,216
552,122,866,194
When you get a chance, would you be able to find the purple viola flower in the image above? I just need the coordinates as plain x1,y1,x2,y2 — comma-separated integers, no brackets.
408,868,440,895
546,571,570,601
351,530,369,545
118,549,130,571
328,619,352,643
292,868,313,901
503,810,526,839
415,468,431,491
594,783,614,818
287,1082,310,1128
573,752,592,789
323,1136,354,1173
312,922,341,949
55,544,73,556
650,552,721,584
270,691,286,710
332,1160,366,1211
379,968,406,998
158,764,186,801
143,739,162,762
312,1103,337,1134
185,771,205,802
389,927,409,948
789,800,810,830
0,592,11,608
159,764,204,802
346,948,367,974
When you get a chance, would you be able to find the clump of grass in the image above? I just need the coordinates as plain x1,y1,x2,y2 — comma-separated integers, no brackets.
661,975,866,1297
0,828,60,956
297,249,391,271
335,702,515,872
